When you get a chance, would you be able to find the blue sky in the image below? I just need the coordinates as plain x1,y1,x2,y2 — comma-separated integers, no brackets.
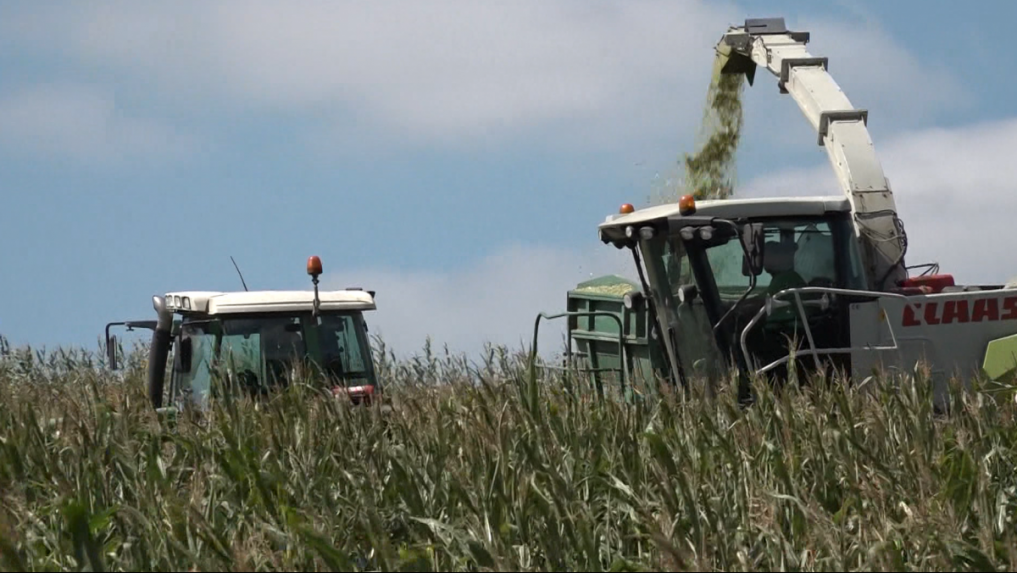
2,1,1016,359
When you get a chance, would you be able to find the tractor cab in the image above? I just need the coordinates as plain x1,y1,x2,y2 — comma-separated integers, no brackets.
106,256,381,411
599,194,868,392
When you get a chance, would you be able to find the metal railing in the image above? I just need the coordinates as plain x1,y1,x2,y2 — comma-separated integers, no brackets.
531,311,629,394
739,286,921,376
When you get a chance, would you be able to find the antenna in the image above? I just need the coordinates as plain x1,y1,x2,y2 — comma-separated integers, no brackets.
230,256,249,291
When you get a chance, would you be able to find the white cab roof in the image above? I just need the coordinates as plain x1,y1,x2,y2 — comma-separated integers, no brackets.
163,289,376,315
599,195,850,242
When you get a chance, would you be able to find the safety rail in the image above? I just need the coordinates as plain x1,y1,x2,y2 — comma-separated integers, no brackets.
739,286,919,376
531,311,629,395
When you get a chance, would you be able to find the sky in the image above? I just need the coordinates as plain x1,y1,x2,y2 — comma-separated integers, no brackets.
2,1,1016,360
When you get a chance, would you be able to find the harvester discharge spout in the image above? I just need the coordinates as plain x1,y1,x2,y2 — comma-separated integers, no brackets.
717,40,756,85
715,17,909,292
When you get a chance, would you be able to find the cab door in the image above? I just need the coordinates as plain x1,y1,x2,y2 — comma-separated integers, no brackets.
637,235,729,390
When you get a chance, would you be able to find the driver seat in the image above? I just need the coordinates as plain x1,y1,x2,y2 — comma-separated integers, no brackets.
764,241,806,296
760,240,806,328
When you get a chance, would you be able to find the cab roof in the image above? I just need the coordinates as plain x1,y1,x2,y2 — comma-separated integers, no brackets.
599,195,851,244
163,289,376,315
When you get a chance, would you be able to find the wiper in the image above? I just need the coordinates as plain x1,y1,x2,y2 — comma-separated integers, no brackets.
713,280,756,334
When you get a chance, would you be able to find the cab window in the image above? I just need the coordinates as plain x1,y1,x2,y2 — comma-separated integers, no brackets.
676,218,844,300
171,321,218,406
316,313,369,380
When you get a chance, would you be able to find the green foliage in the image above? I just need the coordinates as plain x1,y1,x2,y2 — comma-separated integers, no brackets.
2,334,1017,571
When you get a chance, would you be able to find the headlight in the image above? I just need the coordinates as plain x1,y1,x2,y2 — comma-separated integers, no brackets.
699,226,714,241
624,291,644,310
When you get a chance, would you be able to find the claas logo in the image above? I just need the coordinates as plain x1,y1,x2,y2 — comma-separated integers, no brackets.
902,297,1017,327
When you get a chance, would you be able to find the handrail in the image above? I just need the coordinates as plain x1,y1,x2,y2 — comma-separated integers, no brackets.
755,344,899,376
739,285,919,376
792,291,822,372
531,311,628,394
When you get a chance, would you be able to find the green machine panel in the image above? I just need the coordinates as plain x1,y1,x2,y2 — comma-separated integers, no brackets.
565,275,670,399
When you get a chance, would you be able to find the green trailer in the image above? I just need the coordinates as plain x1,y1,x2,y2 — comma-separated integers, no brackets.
533,275,671,401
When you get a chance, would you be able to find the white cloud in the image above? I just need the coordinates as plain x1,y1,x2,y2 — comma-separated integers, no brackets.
0,2,971,157
0,83,200,166
782,15,972,126
322,242,636,360
741,117,1017,285
2,2,733,148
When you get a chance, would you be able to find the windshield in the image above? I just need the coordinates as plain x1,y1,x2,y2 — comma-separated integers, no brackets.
169,310,374,406
668,217,864,303
637,214,865,383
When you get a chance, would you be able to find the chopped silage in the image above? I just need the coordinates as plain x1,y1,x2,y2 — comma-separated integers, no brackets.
681,58,745,201
572,283,638,297
650,43,746,205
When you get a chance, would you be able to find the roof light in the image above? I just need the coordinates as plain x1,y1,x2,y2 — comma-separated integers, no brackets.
679,194,696,216
619,203,635,214
307,256,323,278
308,256,323,318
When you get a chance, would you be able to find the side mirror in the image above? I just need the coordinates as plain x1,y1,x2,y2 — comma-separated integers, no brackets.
741,222,764,276
107,335,119,370
174,337,193,374
104,320,159,372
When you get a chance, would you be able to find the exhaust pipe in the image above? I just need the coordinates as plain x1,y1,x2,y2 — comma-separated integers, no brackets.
146,295,173,409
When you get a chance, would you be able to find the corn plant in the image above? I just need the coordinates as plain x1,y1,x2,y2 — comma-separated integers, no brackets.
1,336,1016,571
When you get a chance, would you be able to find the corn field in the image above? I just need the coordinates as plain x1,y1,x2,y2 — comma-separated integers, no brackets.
1,333,1017,571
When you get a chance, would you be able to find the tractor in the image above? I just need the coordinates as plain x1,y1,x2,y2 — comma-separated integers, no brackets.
106,256,383,412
